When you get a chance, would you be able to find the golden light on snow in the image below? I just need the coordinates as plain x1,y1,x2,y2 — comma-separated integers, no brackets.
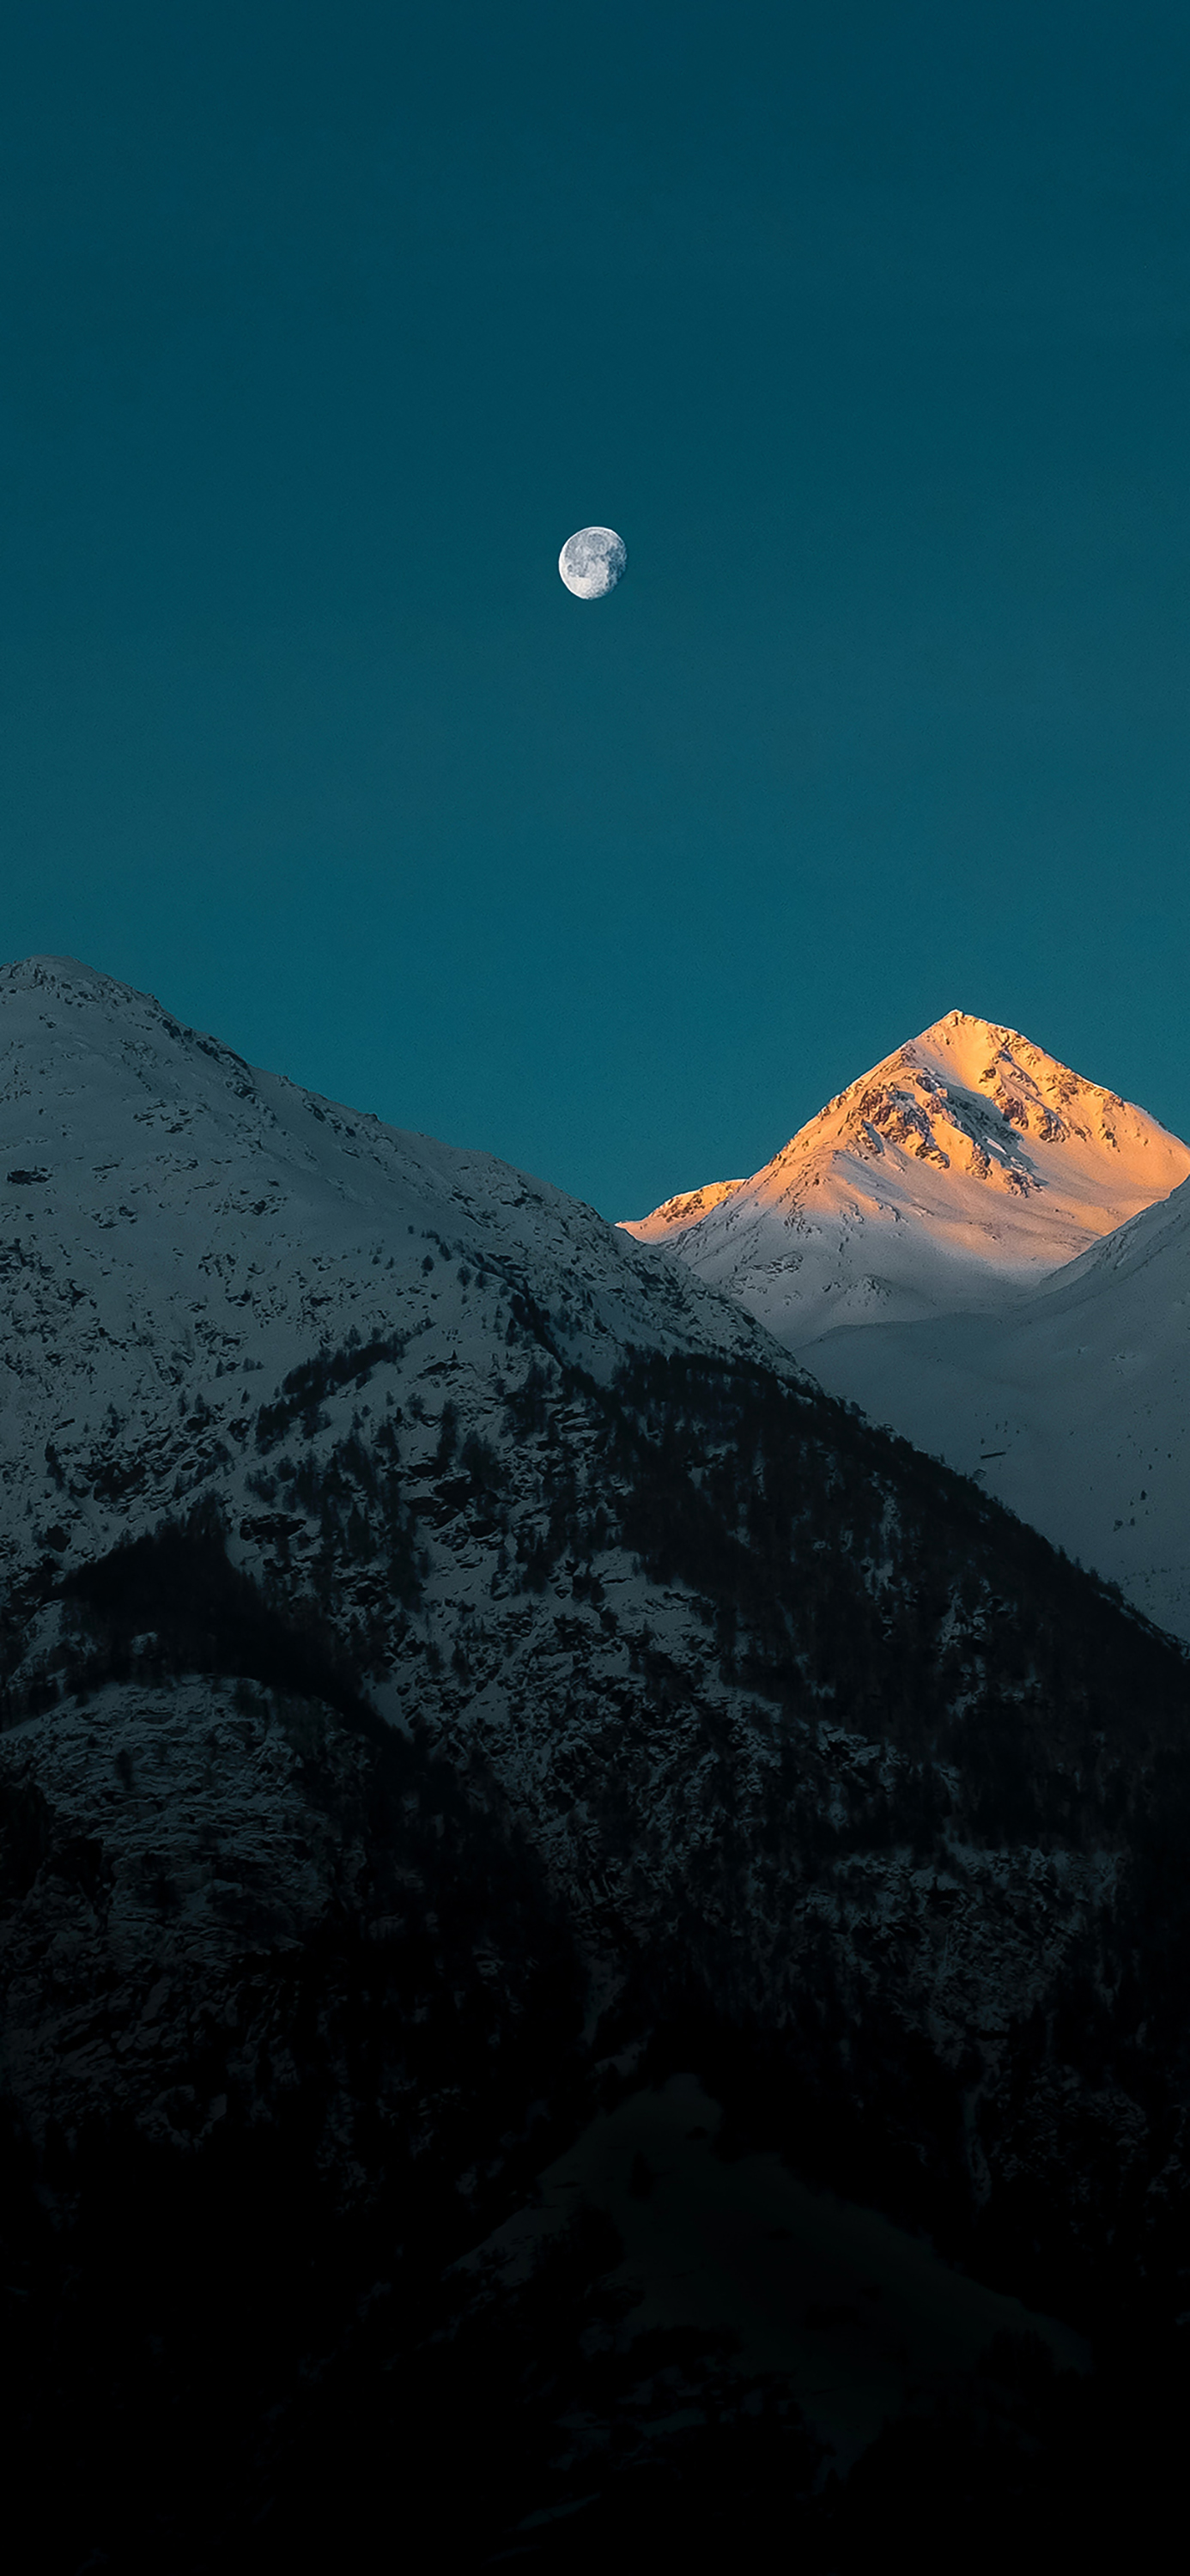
618,1010,1190,1346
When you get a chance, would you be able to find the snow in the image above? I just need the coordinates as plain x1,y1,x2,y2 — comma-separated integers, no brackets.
805,1174,1190,1643
618,1007,1190,1634
620,1011,1190,1348
0,955,792,1590
629,1177,744,1234
0,957,1169,2229
6,961,1184,1639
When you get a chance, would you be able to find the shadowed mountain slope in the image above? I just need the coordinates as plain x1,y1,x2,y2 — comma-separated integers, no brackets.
807,1169,1190,1642
4,963,1190,2565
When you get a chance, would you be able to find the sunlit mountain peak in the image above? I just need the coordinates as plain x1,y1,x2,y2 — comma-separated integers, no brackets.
620,1014,1190,1347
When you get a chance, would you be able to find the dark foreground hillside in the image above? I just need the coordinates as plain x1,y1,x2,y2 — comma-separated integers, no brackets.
6,2082,1189,2573
4,1333,1190,2566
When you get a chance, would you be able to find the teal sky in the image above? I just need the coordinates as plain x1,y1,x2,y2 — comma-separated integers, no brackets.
3,2,1189,1215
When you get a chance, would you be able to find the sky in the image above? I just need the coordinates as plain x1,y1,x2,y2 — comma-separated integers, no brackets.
2,1,1189,1218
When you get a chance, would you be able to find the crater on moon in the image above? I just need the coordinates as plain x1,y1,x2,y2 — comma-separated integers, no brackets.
558,526,628,599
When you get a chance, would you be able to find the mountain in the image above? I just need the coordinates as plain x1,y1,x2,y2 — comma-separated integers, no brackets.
0,954,783,1600
804,1170,1190,1643
620,1012,1190,1350
616,999,1190,1637
6,959,1190,2562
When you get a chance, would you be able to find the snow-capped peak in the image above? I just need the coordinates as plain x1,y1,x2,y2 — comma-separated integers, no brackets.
620,1011,1190,1350
0,955,792,1591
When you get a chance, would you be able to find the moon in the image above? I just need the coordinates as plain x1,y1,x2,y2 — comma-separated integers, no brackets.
558,526,628,599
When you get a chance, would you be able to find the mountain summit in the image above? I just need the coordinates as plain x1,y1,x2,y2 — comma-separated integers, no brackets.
620,1011,1190,1349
